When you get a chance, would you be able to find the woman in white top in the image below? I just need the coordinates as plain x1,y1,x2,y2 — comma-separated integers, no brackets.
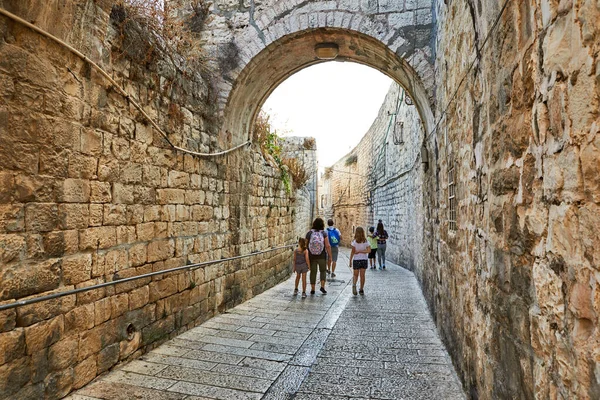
349,227,371,295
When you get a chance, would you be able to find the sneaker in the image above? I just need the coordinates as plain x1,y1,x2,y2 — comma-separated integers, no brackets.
331,273,336,278
379,267,383,270
320,287,327,294
352,285,357,295
302,292,307,298
310,290,315,295
293,289,298,296
359,289,364,295
326,270,331,275
383,265,386,269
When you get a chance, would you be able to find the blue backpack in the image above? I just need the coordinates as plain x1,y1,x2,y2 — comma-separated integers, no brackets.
327,227,340,247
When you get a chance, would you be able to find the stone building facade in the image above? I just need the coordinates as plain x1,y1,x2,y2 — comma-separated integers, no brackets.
0,0,599,399
322,83,424,270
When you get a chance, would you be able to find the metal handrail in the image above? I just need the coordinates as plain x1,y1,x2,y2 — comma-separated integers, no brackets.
0,244,295,311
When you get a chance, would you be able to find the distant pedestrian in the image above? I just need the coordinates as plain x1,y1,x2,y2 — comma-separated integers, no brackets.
326,219,341,278
375,220,389,269
293,238,310,298
306,217,332,295
367,226,378,269
349,226,371,295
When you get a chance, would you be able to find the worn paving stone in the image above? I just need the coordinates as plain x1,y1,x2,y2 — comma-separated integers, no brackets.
70,249,464,399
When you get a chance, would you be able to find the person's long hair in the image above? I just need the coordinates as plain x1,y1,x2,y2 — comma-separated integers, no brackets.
298,237,307,251
312,217,325,231
376,221,385,236
354,227,367,243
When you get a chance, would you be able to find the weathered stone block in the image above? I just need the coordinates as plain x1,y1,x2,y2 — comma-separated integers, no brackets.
90,181,112,203
48,337,79,371
0,234,26,263
89,204,103,227
168,170,190,188
129,286,150,310
68,154,98,179
133,186,156,204
73,355,96,389
64,304,95,334
121,225,141,255
24,316,64,355
149,276,178,302
112,183,135,204
103,204,128,226
0,329,26,365
157,188,186,204
97,342,119,373
59,204,89,230
147,239,175,263
0,172,14,204
111,293,129,319
141,314,174,346
60,179,91,203
43,231,66,257
120,163,143,184
62,253,93,285
111,137,131,160
0,356,30,399
0,259,61,301
79,227,117,250
43,367,74,400
80,129,103,157
129,243,147,267
14,174,55,203
25,203,58,232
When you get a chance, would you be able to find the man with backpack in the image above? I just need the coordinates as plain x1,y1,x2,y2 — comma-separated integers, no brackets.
306,217,332,295
326,219,341,278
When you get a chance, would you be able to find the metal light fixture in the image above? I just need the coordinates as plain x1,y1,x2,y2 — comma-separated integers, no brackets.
314,43,339,60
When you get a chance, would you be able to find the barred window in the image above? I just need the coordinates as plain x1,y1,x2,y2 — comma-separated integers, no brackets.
448,160,457,232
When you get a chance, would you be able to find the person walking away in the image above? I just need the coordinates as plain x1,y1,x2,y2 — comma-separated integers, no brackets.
349,226,370,295
367,226,378,269
306,217,332,295
293,238,310,298
326,219,341,277
375,220,389,269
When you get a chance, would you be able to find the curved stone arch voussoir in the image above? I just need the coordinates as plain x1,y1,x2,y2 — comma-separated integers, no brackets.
222,27,435,146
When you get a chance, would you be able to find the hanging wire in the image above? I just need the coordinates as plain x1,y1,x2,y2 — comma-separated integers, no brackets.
0,7,251,158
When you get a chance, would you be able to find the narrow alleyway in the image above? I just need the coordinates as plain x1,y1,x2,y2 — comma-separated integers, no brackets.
67,249,464,400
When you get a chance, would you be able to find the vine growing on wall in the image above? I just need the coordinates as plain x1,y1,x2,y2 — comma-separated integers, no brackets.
253,112,296,194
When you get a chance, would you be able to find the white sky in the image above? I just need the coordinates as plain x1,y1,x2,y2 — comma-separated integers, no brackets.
262,62,393,169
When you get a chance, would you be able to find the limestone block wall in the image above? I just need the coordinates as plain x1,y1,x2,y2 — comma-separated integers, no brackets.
0,2,295,399
281,136,318,240
417,0,600,398
325,83,424,269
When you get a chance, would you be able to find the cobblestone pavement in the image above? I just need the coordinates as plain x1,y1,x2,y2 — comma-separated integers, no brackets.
68,248,464,400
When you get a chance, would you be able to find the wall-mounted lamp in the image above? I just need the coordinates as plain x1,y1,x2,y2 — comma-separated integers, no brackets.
315,43,339,60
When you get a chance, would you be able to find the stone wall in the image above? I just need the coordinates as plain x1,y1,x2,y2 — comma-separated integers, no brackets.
417,0,600,398
323,83,425,270
0,1,295,398
281,137,318,240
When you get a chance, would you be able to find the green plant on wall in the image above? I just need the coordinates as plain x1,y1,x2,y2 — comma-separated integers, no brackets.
254,112,292,194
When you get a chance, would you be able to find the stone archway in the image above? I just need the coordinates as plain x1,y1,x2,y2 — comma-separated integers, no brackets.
221,27,435,144
182,0,436,143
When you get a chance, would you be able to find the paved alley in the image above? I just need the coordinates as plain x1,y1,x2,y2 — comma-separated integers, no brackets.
67,248,464,400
